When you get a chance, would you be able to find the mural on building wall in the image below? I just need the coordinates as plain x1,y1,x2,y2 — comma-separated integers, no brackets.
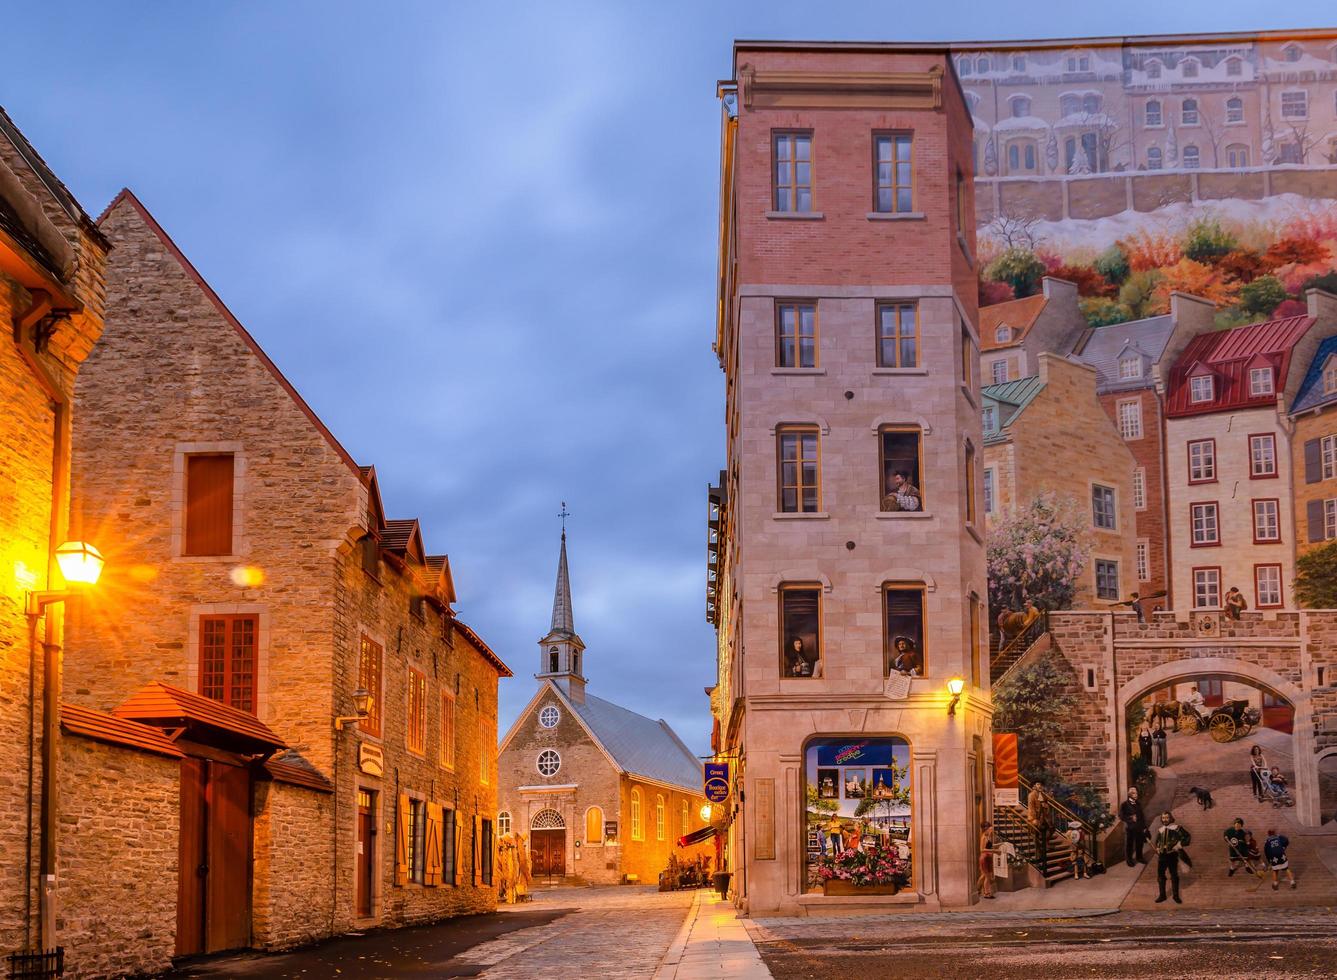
961,35,1337,327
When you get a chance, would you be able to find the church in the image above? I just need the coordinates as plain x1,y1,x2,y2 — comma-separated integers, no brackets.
497,529,711,885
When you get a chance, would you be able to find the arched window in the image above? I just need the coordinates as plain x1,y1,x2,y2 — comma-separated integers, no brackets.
1147,146,1163,170
1183,145,1200,169
1226,57,1242,77
995,324,1012,343
536,749,561,777
1009,95,1031,118
585,806,604,845
531,807,565,830
1182,99,1199,125
976,56,990,74
498,810,512,836
1059,94,1080,116
631,789,643,840
1181,58,1198,78
1283,44,1301,63
1226,97,1244,124
1145,99,1162,127
1146,59,1162,79
1082,93,1100,114
655,794,666,841
572,652,579,675
958,58,973,77
549,646,559,673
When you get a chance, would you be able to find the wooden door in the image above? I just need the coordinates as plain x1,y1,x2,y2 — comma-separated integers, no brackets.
176,759,208,956
206,761,252,953
357,790,376,916
531,829,565,879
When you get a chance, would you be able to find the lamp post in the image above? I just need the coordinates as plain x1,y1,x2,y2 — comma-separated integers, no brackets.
26,540,103,951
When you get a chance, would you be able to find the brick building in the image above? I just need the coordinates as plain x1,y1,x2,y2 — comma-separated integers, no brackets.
498,531,710,886
978,276,1084,385
1163,292,1337,612
63,188,510,966
1291,336,1337,554
709,41,991,914
1068,291,1214,604
981,352,1139,608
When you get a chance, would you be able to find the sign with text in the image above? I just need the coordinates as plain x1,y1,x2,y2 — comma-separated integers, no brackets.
704,762,730,803
992,733,1019,807
358,742,385,777
604,821,618,842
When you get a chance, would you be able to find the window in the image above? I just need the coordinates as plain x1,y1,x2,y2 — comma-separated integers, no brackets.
965,441,977,526
958,58,972,77
1324,359,1337,395
1188,439,1216,482
1065,53,1090,72
1145,100,1162,127
1006,141,1037,173
776,302,817,368
1227,144,1250,168
538,704,560,728
1253,499,1281,542
631,789,643,840
1226,97,1244,123
655,795,666,841
1283,44,1301,63
1082,94,1101,114
682,799,689,836
585,806,603,846
536,749,561,777
184,453,234,556
409,798,426,884
1059,94,1080,116
880,428,924,511
548,646,559,673
1183,146,1200,169
359,635,383,737
873,133,913,213
480,717,491,785
960,322,974,388
1148,147,1163,170
1095,559,1120,601
1136,540,1150,582
1326,499,1337,540
954,169,967,239
969,594,982,688
498,810,511,837
1323,434,1337,480
1255,565,1283,608
876,303,918,368
983,466,995,515
1249,434,1277,477
1132,467,1147,511
976,56,990,74
995,324,1012,343
1119,355,1143,379
1189,374,1213,403
440,692,456,769
777,427,820,513
1182,99,1199,125
1226,58,1242,77
199,614,257,713
884,584,926,677
982,406,996,432
1279,141,1304,164
1092,484,1117,530
1117,398,1143,439
481,819,494,886
780,585,822,678
991,359,1009,385
1249,367,1274,396
773,132,813,212
1010,95,1031,117
1281,91,1308,120
1012,55,1026,72
1147,60,1162,79
1191,502,1220,546
443,808,456,884
405,668,426,755
1182,59,1198,78
1193,567,1221,609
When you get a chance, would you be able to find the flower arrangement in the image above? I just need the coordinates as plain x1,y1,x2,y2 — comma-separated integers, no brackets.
814,843,910,888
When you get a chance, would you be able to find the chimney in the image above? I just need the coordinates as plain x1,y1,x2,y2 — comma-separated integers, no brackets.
1306,287,1337,325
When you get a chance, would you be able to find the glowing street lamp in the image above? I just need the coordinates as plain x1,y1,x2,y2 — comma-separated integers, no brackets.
55,540,104,585
700,803,714,822
947,676,966,717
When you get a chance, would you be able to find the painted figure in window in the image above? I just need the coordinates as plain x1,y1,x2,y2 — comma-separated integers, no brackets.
787,636,821,677
1225,586,1247,620
881,469,921,512
891,636,922,676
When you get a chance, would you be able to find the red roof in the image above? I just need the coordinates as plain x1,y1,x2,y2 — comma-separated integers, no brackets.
381,518,421,556
980,293,1047,352
61,703,183,759
114,682,286,752
454,618,513,677
1165,314,1316,417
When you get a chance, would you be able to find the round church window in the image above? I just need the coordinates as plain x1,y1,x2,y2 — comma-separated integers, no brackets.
537,749,562,777
539,705,560,729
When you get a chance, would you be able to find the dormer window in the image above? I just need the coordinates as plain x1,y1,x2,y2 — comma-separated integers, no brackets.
1226,57,1242,77
1146,60,1162,79
1065,52,1091,73
1181,58,1198,78
1249,366,1274,396
995,324,1012,343
1011,55,1026,73
1119,355,1142,379
1190,374,1214,403
1323,357,1337,395
958,58,973,77
1010,95,1031,118
983,406,997,432
976,56,990,74
1283,44,1301,63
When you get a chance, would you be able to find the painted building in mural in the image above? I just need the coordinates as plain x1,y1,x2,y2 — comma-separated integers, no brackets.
1291,335,1337,553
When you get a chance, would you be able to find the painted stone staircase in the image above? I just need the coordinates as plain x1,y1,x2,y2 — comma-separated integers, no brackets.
990,611,1051,686
993,801,1077,887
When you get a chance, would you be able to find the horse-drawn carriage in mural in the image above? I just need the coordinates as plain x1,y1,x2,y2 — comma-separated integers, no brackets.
1149,698,1260,742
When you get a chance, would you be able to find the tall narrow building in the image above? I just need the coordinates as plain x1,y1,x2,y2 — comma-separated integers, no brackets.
708,42,990,913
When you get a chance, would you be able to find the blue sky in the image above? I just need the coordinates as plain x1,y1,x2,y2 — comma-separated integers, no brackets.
8,2,1332,752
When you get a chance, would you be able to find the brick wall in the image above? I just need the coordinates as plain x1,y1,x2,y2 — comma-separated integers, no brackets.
1097,388,1169,599
57,736,177,980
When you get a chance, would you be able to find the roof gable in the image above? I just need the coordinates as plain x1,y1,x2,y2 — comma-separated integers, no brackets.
1291,337,1337,415
981,375,1047,438
114,681,286,754
980,294,1047,351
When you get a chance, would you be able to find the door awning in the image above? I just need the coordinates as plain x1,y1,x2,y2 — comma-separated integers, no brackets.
114,681,287,756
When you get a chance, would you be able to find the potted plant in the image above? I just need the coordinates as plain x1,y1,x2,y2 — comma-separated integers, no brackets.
995,851,1030,893
815,843,910,896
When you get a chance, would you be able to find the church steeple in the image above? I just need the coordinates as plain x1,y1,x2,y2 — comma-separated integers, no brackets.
538,504,586,702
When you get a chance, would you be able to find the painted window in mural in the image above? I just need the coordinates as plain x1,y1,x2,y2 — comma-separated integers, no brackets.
884,584,926,677
780,585,822,678
804,737,912,892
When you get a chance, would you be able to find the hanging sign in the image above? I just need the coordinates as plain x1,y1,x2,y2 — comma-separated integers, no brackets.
704,762,731,804
359,742,385,777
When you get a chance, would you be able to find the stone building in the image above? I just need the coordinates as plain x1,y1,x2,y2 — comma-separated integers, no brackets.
982,352,1138,608
63,188,510,964
709,41,991,915
1163,292,1337,612
498,531,710,886
1290,335,1337,555
1068,291,1214,604
978,276,1084,385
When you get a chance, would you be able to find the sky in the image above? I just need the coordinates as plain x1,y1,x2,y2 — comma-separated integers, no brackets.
7,1,1334,754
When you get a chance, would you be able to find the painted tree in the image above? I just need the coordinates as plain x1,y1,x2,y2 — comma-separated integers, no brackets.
986,492,1091,614
991,651,1077,778
1295,541,1337,609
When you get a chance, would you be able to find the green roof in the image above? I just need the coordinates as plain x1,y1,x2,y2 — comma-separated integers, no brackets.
981,376,1046,443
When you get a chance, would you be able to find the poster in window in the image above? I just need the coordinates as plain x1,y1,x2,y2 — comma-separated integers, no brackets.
817,768,839,800
842,769,868,799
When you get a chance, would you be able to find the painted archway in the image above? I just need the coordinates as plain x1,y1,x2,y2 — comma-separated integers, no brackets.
1116,657,1318,826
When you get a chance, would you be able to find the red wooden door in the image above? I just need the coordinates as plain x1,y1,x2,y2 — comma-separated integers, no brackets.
206,761,252,953
531,829,565,879
177,760,207,956
357,790,375,917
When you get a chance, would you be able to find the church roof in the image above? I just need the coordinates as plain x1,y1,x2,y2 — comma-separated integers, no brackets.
549,531,575,637
565,690,703,795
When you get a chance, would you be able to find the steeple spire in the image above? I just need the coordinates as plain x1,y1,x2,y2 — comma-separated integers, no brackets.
538,503,586,701
550,506,575,636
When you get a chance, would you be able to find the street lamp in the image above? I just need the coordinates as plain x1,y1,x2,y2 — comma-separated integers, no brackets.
26,540,103,614
334,688,372,730
947,676,966,717
700,803,713,822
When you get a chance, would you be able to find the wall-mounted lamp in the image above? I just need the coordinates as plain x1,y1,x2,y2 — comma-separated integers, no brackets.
700,803,714,822
334,687,372,730
947,676,965,717
26,540,104,616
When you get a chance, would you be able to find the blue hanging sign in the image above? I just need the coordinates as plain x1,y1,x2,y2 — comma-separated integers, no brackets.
704,762,730,803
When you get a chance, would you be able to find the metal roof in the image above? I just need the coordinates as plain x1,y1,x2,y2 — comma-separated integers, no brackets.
1071,314,1175,391
1165,315,1315,418
566,691,703,795
1291,336,1337,415
981,375,1047,443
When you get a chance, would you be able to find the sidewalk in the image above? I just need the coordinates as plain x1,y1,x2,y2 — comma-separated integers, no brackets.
655,890,771,980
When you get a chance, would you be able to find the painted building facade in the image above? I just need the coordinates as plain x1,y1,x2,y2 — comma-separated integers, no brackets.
710,41,992,915
979,276,1085,385
1291,335,1337,554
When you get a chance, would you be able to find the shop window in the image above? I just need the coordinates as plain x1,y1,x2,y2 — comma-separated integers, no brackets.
884,584,926,677
777,302,817,368
780,585,822,678
879,427,924,512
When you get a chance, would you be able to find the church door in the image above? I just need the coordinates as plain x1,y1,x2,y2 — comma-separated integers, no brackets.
532,829,566,879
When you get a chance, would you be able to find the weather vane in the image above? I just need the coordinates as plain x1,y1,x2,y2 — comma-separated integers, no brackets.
558,501,570,534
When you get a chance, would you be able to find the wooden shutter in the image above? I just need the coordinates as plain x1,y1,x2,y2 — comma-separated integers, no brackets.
451,810,462,886
394,793,410,886
185,454,234,555
1305,439,1322,484
1309,500,1326,543
472,815,481,886
424,803,442,886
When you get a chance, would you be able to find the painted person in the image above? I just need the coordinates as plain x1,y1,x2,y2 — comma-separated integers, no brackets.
978,821,998,899
1152,727,1168,767
1224,818,1260,877
1119,786,1148,866
1263,828,1296,890
880,469,921,512
1225,587,1247,620
1154,811,1191,904
1249,745,1269,802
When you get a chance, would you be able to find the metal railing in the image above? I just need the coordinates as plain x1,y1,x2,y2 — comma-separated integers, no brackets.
6,948,63,980
991,610,1048,683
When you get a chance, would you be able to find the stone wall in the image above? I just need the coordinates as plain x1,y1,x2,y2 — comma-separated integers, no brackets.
251,779,334,950
57,736,177,980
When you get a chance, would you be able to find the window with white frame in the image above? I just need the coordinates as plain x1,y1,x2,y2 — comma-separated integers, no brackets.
991,360,1009,385
1146,60,1161,79
983,467,996,515
1227,58,1243,77
1144,100,1162,127
1136,540,1150,582
1250,434,1277,477
1092,484,1117,530
1327,499,1337,539
631,789,643,840
1183,146,1200,168
1191,502,1220,545
983,406,996,432
1132,467,1147,510
1095,559,1120,600
1117,399,1143,439
1119,355,1143,379
1281,90,1308,120
1324,359,1337,395
538,704,560,728
1255,565,1282,608
1148,147,1163,170
1193,567,1221,608
1323,434,1337,480
498,811,512,836
1181,59,1198,78
1249,366,1274,396
1189,375,1213,403
655,794,666,841
996,324,1012,343
1189,439,1216,482
536,749,561,777
1226,96,1244,123
1283,44,1301,63
1253,499,1280,542
1182,98,1199,125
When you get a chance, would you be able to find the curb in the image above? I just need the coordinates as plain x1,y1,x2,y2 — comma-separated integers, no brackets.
653,889,704,980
